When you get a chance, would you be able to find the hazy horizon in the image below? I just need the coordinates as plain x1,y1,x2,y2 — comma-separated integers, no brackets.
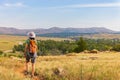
0,26,118,32
0,0,120,31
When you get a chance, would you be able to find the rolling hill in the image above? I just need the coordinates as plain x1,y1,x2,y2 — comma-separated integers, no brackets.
0,27,118,37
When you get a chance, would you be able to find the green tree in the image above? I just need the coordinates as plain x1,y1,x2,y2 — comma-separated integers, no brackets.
74,37,87,53
112,44,120,51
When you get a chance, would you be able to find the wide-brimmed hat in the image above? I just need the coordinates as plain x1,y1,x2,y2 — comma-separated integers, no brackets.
27,32,36,38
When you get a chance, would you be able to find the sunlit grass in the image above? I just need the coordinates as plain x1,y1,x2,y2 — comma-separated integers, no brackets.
1,52,120,80
34,52,120,80
1,35,120,80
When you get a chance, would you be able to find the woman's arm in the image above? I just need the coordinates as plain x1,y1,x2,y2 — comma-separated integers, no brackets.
24,44,28,57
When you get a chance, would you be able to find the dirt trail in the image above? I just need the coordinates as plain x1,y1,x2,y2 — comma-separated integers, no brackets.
15,60,39,80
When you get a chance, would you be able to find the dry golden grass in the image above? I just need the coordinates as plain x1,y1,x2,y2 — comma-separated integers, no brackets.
1,34,120,80
36,53,120,80
0,57,25,80
35,52,120,80
83,33,120,39
0,35,70,41
1,52,120,80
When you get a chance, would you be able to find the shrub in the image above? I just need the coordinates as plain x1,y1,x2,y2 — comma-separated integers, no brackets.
112,44,120,51
0,50,3,55
12,48,16,53
89,49,98,53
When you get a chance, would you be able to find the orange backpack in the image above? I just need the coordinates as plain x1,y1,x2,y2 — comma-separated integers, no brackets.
28,39,37,53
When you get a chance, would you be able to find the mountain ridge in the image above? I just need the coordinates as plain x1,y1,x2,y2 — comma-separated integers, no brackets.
0,27,118,36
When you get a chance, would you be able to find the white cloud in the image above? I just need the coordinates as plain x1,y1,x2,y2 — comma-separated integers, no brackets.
51,3,120,9
69,3,120,8
3,2,26,7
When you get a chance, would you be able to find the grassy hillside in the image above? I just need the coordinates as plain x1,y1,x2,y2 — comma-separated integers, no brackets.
1,34,120,80
82,33,120,39
1,52,120,80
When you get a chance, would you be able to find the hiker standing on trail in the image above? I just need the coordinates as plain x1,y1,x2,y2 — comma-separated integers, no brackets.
24,32,37,77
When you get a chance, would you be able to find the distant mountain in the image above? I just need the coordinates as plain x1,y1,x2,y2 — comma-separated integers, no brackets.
0,27,118,37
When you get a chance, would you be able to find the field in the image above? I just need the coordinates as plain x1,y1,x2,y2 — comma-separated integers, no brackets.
1,52,120,80
1,35,120,80
0,35,70,51
82,33,120,39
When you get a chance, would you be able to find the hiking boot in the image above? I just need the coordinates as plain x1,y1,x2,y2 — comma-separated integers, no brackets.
24,71,29,75
31,74,35,78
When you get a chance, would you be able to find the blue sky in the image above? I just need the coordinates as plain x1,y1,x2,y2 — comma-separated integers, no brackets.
0,0,120,31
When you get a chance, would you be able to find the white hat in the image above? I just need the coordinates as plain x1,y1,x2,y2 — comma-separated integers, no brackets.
27,32,36,38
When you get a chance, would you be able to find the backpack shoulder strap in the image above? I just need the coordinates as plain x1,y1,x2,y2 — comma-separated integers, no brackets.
35,40,37,44
26,39,37,45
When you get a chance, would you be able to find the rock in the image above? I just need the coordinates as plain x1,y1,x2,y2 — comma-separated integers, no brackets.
52,67,66,76
89,49,98,54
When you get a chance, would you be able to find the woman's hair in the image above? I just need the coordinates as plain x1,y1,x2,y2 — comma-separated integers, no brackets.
29,37,35,40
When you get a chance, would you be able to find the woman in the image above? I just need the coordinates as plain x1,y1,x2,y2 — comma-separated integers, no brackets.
24,32,37,77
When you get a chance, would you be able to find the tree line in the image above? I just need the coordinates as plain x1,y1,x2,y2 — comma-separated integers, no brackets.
13,37,120,55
